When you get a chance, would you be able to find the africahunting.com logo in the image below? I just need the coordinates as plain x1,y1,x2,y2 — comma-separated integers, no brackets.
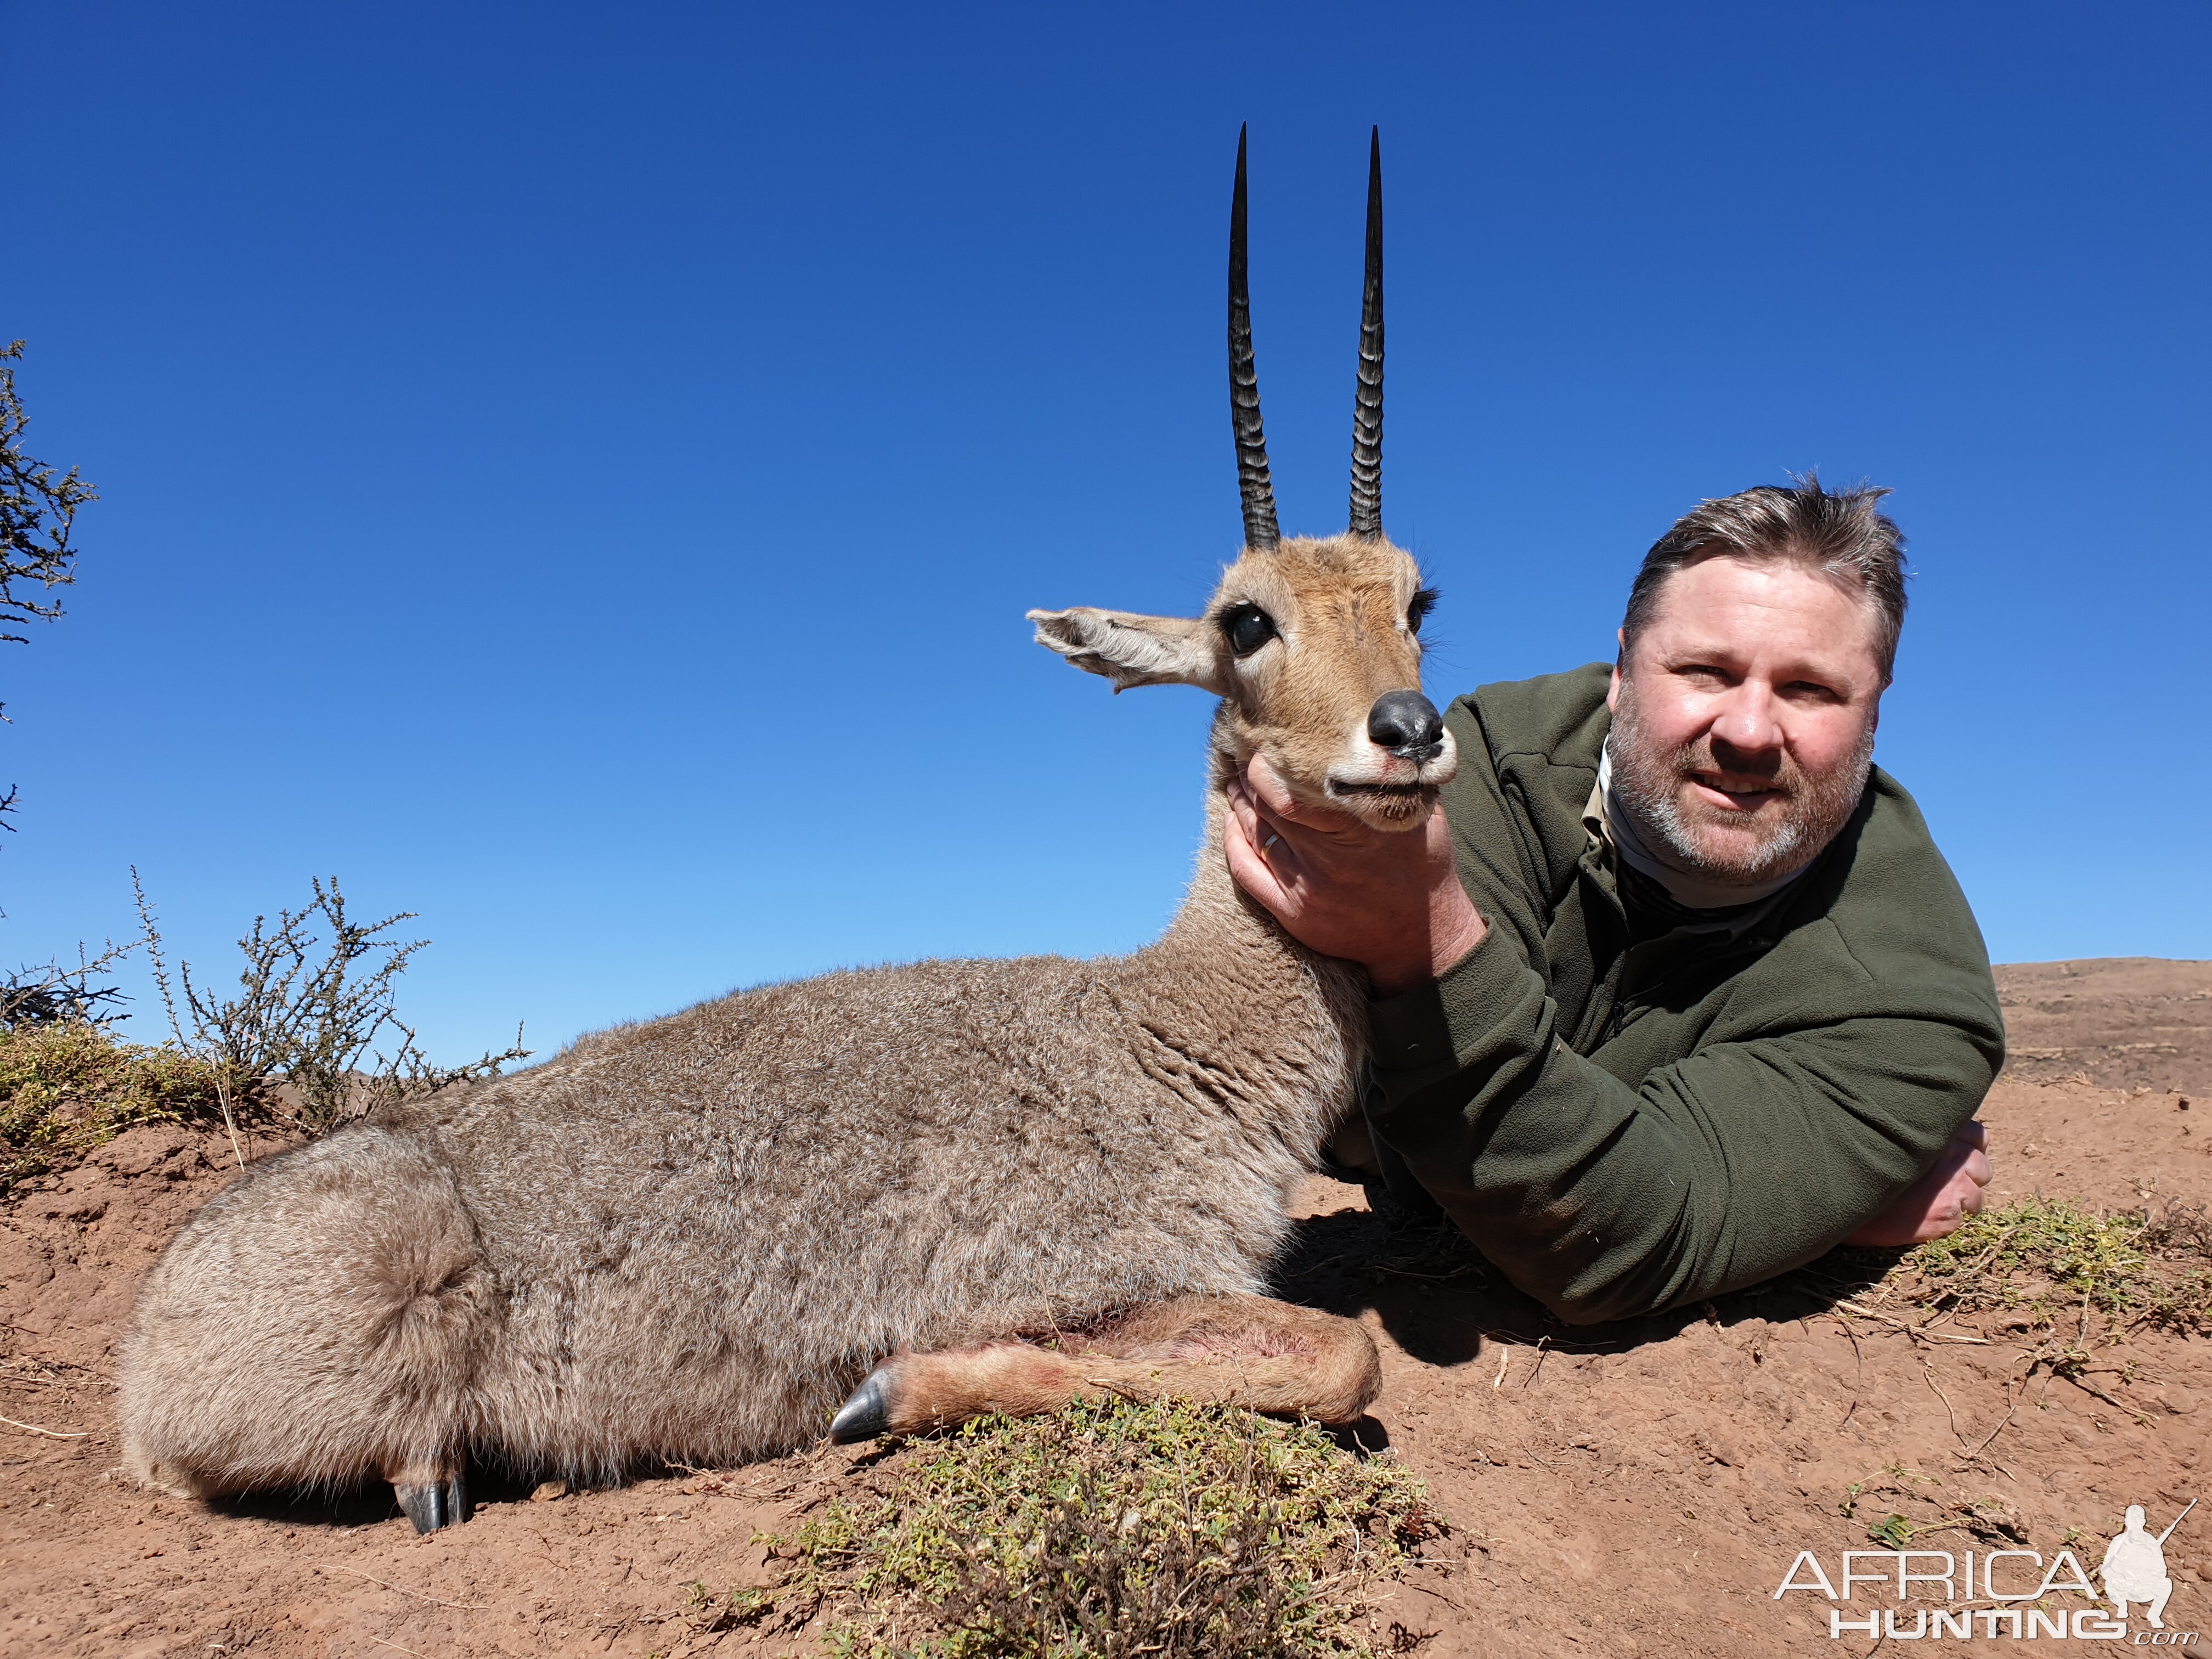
1774,1499,2197,1642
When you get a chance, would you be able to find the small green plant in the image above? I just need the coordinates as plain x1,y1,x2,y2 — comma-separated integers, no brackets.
1901,1197,2149,1318
741,1397,1443,1658
0,1020,227,1192
1869,1514,1915,1548
1875,1196,2212,1337
685,1579,772,1633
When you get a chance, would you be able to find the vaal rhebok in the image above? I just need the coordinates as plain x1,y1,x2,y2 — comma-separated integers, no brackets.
120,126,1458,1532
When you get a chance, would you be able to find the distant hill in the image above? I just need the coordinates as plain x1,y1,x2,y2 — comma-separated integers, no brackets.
1995,957,2212,1097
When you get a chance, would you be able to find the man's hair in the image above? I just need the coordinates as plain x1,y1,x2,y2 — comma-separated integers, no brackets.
1621,474,1909,682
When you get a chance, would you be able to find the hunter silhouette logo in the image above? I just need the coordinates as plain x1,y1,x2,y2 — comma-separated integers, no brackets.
2103,1501,2194,1632
1774,1497,2198,1641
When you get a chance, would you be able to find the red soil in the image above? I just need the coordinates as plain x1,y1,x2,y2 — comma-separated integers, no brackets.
3,958,2207,1657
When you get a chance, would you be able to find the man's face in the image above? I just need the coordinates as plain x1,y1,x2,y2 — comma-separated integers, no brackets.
1606,554,1886,888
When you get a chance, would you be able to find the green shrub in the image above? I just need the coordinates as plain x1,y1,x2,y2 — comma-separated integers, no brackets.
717,1398,1444,1659
0,1022,227,1192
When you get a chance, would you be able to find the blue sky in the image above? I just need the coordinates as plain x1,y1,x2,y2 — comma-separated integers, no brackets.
6,1,2208,1063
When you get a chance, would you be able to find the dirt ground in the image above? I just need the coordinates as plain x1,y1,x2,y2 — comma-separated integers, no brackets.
3,958,2207,1657
1992,958,2212,1098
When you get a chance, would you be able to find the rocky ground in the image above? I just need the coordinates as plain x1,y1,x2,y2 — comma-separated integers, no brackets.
2,957,2208,1657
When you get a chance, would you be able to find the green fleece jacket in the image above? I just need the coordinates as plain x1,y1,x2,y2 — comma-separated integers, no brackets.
1362,664,2005,1325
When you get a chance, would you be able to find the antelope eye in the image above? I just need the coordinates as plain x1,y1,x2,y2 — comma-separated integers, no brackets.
1407,587,1438,634
1221,603,1276,657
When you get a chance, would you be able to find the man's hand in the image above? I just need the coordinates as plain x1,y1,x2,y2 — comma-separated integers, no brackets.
1843,1121,1993,1248
1222,754,1486,995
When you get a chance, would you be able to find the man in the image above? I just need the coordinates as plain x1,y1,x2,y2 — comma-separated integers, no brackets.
1224,478,2002,1324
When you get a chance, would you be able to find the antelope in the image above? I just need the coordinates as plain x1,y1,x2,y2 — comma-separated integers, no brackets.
118,126,1459,1533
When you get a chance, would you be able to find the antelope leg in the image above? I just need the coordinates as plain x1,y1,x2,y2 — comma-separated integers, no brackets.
827,1295,1380,1442
390,1461,470,1533
831,1344,1090,1442
828,1372,891,1443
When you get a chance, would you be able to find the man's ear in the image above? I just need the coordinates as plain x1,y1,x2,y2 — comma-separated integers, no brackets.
1027,608,1228,694
1607,629,1626,712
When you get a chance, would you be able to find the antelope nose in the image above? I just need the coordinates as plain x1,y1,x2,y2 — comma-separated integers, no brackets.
1368,690,1444,760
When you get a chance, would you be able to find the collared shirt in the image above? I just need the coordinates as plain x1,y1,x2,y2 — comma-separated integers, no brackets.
1582,755,1811,947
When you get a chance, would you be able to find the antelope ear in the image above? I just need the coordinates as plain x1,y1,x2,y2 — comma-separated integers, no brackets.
1026,608,1228,694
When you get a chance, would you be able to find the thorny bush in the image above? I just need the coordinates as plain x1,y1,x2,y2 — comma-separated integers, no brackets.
2,877,526,1195
0,943,132,1031
137,871,527,1134
0,338,96,841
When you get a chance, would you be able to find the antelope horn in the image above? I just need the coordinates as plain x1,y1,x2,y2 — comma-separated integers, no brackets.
1347,126,1384,539
1228,125,1279,551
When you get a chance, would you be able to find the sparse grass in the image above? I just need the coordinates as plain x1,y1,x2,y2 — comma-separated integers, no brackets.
1801,1196,2212,1438
1874,1195,2212,1337
0,1022,229,1193
725,1398,1444,1659
1836,1470,2031,1548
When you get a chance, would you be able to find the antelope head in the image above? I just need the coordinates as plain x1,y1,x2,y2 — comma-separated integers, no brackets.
1032,127,1457,830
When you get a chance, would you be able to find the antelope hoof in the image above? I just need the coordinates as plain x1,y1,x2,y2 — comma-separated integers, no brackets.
394,1470,470,1533
830,1370,893,1443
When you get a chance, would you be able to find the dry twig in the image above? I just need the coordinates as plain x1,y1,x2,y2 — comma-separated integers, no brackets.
0,1411,87,1438
1831,1312,1865,1428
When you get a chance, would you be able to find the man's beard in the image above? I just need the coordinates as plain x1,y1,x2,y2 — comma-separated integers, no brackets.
1607,679,1875,891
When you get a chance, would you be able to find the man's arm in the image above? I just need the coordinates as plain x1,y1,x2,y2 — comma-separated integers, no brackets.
1844,1120,1989,1248
1364,940,1996,1321
1226,753,2000,1321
